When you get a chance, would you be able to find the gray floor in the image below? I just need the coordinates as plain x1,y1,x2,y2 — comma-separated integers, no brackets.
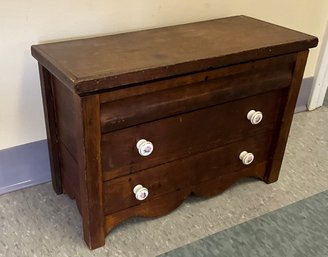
1,107,328,257
160,189,328,257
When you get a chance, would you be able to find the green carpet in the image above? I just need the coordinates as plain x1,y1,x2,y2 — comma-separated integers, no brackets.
159,190,328,257
324,91,328,106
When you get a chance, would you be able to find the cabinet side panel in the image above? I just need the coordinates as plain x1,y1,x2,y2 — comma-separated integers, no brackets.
52,78,81,201
53,78,80,157
265,50,309,183
38,64,62,194
59,142,81,210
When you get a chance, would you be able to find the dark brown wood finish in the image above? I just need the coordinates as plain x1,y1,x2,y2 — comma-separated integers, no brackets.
52,77,82,159
51,76,105,248
59,142,80,207
100,54,294,132
78,95,105,249
99,54,296,104
102,90,282,177
38,64,62,194
264,50,310,183
105,162,267,234
192,162,267,197
103,133,273,214
31,16,317,94
52,77,81,202
32,16,318,250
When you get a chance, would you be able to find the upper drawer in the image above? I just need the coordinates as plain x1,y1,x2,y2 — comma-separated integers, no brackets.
100,54,295,133
101,89,283,179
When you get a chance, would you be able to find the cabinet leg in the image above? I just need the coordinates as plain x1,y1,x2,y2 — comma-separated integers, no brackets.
79,95,105,250
82,222,105,249
263,172,280,184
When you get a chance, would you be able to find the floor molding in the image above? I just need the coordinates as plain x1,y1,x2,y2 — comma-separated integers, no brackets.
324,87,328,106
0,140,51,195
295,77,313,113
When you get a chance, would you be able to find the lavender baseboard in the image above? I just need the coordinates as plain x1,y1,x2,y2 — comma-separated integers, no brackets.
0,78,314,195
295,77,314,113
0,140,51,195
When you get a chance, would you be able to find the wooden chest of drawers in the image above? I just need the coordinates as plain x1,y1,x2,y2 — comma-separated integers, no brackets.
31,16,317,249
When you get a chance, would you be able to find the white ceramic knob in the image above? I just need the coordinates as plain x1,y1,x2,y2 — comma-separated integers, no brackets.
239,151,254,165
133,184,149,201
247,110,263,125
136,139,153,156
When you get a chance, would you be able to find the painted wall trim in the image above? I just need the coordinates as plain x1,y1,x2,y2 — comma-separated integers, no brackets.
308,20,328,110
0,140,51,195
295,77,314,113
0,77,314,195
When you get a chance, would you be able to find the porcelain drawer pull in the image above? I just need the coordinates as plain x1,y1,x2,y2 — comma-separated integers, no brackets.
239,151,254,165
247,110,263,124
136,139,154,156
133,185,149,201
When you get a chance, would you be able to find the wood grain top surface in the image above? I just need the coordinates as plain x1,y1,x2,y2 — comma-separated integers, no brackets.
31,15,317,94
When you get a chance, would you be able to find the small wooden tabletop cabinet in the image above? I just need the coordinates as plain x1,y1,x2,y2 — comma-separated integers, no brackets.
31,16,317,249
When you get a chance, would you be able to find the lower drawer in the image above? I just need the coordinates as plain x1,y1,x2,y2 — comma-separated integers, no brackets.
103,132,274,215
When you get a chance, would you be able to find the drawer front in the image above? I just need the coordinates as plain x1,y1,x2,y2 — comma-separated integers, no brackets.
101,90,282,178
103,132,273,215
100,54,294,133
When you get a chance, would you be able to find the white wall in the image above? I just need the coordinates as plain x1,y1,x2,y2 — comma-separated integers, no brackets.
1,0,327,150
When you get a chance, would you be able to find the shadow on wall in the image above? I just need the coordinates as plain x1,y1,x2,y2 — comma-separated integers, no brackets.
0,43,51,195
0,48,51,196
17,46,46,141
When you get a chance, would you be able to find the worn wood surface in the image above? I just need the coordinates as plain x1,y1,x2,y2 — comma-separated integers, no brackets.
99,54,295,104
31,16,317,94
52,77,105,249
103,133,273,214
38,65,62,194
100,55,294,132
59,142,81,211
53,77,81,157
78,96,105,249
52,77,81,207
264,51,310,183
32,16,317,250
102,90,282,178
104,162,267,234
